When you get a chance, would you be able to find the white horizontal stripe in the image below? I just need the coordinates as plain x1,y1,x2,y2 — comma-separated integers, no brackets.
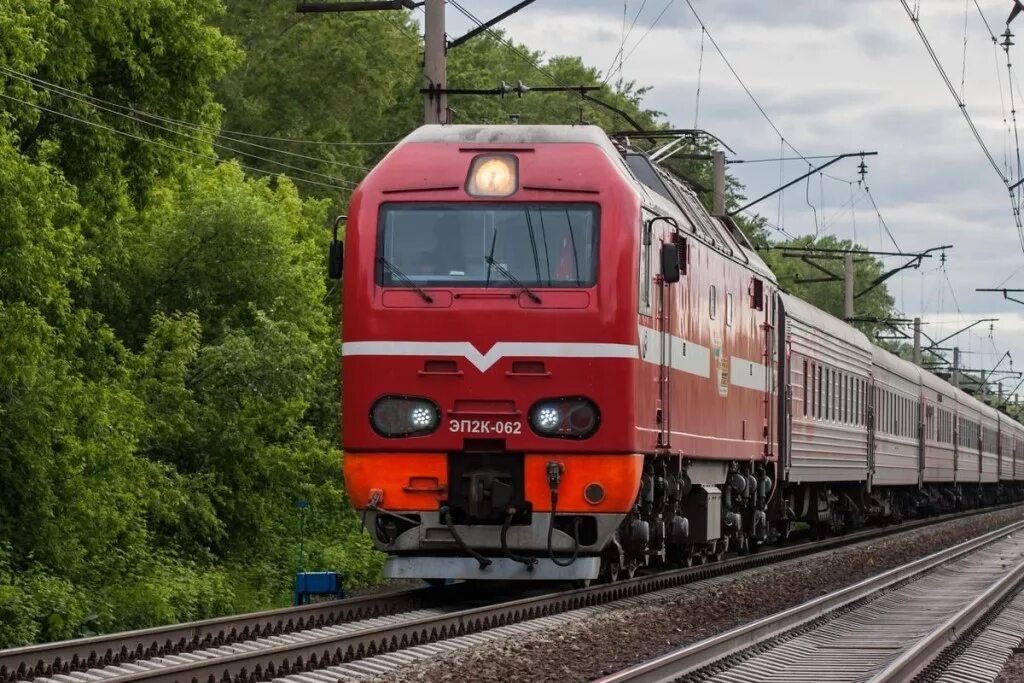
341,340,637,372
637,324,711,378
730,355,770,391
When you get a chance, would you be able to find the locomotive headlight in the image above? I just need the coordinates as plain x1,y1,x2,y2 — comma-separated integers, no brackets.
466,154,518,197
371,396,440,438
536,407,560,431
528,397,600,439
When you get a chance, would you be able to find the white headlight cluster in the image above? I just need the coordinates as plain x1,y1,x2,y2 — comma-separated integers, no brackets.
371,396,440,438
529,397,600,439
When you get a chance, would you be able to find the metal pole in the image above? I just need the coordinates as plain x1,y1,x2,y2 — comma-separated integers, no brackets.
712,150,726,215
423,0,447,124
844,253,855,320
913,317,922,367
953,347,961,389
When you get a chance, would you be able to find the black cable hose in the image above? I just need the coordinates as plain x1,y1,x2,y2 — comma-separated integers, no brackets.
547,491,581,567
441,506,492,570
501,510,537,569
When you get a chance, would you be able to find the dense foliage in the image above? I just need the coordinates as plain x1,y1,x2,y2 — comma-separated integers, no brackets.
0,1,902,646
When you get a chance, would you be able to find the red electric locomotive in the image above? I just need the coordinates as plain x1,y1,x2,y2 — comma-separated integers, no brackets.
335,125,777,581
331,124,1024,582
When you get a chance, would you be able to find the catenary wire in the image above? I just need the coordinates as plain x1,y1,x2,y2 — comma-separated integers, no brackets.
0,92,353,192
0,67,371,175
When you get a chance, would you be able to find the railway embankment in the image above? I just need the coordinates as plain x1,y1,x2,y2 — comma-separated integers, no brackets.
365,506,1024,683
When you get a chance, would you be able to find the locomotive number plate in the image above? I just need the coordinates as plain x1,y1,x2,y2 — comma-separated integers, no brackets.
449,419,523,435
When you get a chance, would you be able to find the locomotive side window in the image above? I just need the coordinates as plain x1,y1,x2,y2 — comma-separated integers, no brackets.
377,203,598,287
639,214,653,316
709,285,717,319
750,277,765,311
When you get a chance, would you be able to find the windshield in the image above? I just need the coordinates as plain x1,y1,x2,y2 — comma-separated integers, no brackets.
377,203,598,287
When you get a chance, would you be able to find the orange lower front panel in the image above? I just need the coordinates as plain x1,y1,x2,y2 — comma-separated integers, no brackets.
343,452,643,514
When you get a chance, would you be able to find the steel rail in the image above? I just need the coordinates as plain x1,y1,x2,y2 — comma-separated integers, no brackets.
4,503,1022,683
593,518,1024,683
0,584,446,682
871,550,1024,681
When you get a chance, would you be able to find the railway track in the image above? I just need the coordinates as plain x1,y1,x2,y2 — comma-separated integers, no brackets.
3,503,1022,683
596,517,1024,683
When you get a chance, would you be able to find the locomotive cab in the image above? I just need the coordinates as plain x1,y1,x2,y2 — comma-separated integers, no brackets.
339,125,654,581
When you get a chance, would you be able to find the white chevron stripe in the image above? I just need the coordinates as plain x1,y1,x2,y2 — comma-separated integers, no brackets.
341,340,637,372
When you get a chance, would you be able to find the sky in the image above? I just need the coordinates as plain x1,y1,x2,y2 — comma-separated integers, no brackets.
440,0,1024,397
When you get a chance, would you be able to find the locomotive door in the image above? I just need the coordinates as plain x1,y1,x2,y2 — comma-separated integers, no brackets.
760,280,774,459
643,211,677,450
653,219,678,449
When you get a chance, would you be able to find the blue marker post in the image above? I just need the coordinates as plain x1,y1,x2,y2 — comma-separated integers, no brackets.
293,499,345,605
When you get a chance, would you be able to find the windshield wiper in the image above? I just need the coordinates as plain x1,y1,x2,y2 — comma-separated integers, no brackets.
377,256,433,303
484,256,542,303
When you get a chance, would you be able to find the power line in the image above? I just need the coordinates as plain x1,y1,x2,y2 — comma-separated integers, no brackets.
0,68,393,149
0,92,353,192
603,0,651,83
863,185,902,253
617,0,676,74
682,0,904,244
447,0,555,85
693,26,705,127
681,0,806,164
898,0,1006,181
730,154,853,164
0,66,370,178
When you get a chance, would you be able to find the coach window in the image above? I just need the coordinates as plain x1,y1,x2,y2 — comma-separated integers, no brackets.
837,372,842,422
832,370,838,421
709,285,717,319
803,360,809,416
884,389,892,432
884,390,889,433
854,379,859,425
841,375,847,423
726,293,734,327
824,369,830,420
827,368,834,420
821,368,828,420
845,376,851,423
838,374,844,423
833,370,839,421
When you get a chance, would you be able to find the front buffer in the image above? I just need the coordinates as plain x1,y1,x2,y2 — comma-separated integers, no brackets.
345,452,643,580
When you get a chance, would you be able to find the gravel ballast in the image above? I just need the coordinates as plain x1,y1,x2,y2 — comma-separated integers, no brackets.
365,506,1024,683
998,652,1024,682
